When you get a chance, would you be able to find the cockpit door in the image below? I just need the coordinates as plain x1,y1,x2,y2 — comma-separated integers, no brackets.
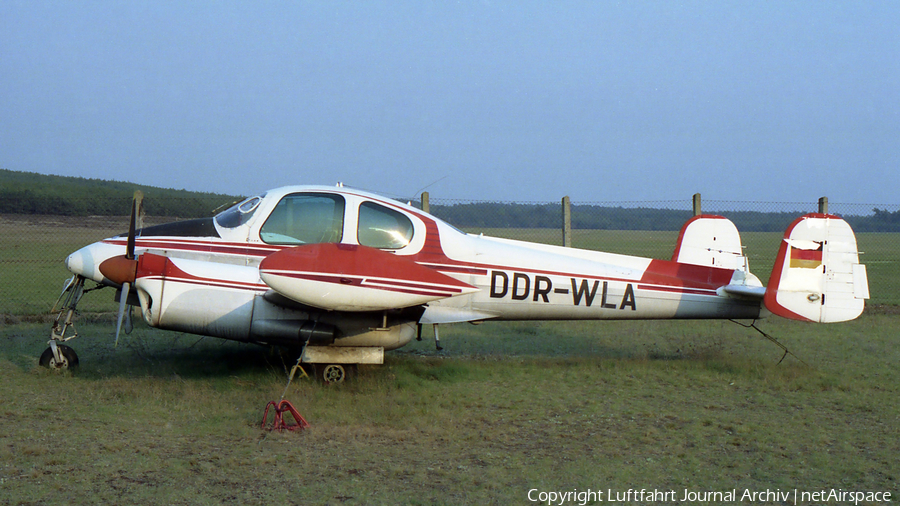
259,193,345,245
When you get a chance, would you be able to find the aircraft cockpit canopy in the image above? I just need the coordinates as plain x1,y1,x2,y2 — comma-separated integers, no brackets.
215,195,264,229
215,189,417,250
256,193,415,250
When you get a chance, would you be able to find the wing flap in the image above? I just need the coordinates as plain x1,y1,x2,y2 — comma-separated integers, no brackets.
419,306,500,324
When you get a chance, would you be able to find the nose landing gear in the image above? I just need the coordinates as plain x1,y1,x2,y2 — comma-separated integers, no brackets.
39,343,79,370
41,275,88,371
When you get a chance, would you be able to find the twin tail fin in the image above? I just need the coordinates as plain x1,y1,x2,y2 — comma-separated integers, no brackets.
764,214,869,323
672,213,869,323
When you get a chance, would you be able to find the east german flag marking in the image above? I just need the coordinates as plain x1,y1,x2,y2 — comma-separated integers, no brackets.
790,244,823,269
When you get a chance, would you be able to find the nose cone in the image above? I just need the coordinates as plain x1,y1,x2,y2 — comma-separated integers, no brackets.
65,245,99,282
98,255,138,285
65,241,124,284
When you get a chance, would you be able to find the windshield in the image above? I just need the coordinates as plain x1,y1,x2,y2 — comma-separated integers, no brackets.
214,195,264,229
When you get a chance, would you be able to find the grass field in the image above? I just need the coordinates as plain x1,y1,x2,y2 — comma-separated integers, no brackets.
1,315,898,504
0,214,165,315
1,215,898,504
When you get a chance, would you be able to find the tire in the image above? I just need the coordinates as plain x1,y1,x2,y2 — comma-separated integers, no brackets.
39,345,79,371
316,364,356,384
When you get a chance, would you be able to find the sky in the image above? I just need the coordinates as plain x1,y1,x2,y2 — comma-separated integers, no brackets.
2,1,898,204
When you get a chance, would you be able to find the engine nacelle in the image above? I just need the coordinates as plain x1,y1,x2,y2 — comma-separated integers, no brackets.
249,316,415,350
249,319,336,347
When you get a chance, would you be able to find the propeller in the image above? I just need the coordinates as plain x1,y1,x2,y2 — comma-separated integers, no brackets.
111,191,143,345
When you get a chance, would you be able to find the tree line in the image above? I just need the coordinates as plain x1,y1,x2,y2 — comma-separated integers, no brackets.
427,202,900,233
0,169,239,218
3,169,899,232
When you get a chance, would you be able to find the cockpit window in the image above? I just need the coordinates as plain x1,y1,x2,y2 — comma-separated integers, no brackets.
357,202,414,249
260,193,345,245
215,195,263,229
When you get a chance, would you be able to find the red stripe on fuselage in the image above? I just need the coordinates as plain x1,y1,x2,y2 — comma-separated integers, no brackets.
638,259,733,295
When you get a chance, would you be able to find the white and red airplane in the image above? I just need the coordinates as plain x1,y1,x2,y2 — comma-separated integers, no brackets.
47,185,870,381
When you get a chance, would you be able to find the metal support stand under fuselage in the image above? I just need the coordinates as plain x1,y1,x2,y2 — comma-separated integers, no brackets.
433,323,442,351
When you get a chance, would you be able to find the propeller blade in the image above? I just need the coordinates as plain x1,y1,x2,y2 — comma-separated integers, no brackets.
116,192,143,346
126,191,143,260
134,190,144,231
115,282,130,347
126,204,136,261
124,305,133,335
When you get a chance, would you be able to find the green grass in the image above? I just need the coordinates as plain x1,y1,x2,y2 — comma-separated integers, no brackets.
1,215,151,314
2,214,898,502
1,315,898,504
855,232,900,305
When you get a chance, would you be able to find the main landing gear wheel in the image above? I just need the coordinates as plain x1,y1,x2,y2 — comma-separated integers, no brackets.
317,364,356,384
39,344,79,371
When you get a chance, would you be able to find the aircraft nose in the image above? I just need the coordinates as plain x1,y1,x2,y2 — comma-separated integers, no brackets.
66,245,95,279
66,242,120,283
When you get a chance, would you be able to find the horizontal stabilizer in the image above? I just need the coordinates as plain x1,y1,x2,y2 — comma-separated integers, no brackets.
721,284,767,299
764,214,868,323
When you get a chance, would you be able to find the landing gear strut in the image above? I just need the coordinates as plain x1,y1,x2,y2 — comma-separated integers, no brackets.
42,275,88,371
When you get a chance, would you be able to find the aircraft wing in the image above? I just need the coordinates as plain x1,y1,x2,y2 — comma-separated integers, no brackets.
259,243,479,312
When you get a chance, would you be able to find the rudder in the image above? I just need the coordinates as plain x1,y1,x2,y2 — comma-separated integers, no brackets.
764,214,869,323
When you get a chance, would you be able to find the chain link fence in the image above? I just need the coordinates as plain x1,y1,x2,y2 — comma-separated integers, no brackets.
2,196,897,316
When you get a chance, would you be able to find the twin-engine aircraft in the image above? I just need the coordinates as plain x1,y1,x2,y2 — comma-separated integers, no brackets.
46,185,870,382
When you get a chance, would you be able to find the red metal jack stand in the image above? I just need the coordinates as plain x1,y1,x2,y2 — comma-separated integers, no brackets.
261,400,310,431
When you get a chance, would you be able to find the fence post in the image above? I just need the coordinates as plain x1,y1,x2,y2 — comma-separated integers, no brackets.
692,193,702,216
818,196,828,214
561,196,572,248
421,191,430,214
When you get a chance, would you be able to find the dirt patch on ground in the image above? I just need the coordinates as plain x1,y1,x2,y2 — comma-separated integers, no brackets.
865,304,900,315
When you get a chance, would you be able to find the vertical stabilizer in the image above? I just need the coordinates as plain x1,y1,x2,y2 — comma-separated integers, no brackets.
764,214,869,323
672,215,747,271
